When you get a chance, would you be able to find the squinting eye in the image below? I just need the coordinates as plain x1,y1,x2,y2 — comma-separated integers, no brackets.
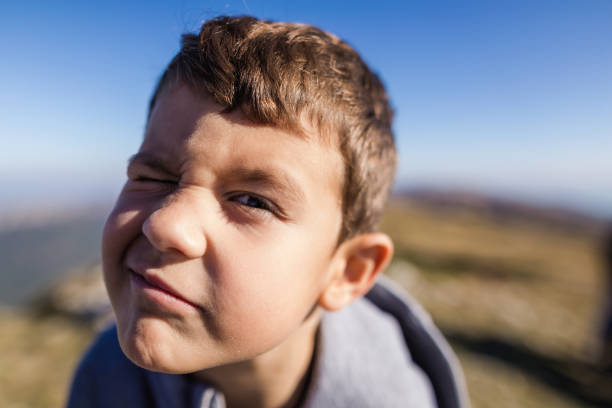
134,177,173,184
233,194,271,211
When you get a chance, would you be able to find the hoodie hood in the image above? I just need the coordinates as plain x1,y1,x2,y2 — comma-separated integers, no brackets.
301,276,468,408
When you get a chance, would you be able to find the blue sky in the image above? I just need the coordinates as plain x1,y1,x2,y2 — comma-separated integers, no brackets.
1,0,611,217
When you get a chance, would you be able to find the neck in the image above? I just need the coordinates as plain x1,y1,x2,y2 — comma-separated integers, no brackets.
194,310,321,408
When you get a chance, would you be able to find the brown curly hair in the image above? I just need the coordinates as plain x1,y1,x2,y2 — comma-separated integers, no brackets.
148,15,396,242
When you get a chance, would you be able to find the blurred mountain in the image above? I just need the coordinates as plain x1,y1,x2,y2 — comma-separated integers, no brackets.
0,205,108,306
396,188,609,235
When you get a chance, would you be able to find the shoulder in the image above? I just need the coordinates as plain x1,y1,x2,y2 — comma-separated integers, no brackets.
365,277,470,408
66,325,154,408
304,276,469,408
307,291,437,408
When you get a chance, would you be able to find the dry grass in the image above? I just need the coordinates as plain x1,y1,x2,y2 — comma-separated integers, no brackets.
0,310,95,408
381,200,610,407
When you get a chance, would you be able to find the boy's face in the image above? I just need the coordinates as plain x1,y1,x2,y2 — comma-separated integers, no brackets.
102,84,344,373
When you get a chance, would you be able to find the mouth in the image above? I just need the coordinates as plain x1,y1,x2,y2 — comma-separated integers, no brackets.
129,269,201,311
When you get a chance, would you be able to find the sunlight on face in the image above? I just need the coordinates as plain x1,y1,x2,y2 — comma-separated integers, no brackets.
102,84,345,373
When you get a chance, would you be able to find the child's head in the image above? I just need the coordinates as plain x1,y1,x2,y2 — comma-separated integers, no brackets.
102,15,396,375
150,15,397,242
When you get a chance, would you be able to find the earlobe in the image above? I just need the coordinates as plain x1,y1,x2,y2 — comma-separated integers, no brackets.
318,233,393,311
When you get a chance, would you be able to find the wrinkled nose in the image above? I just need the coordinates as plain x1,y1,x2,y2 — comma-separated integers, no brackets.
142,196,206,259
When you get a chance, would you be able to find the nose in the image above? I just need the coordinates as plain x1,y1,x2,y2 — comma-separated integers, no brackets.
142,195,207,259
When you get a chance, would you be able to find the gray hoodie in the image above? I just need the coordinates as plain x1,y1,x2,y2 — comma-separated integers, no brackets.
67,277,469,408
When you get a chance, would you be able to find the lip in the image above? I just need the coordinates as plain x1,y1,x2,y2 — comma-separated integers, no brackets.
129,268,201,311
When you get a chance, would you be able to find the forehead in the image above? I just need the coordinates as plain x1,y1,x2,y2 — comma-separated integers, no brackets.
141,84,345,200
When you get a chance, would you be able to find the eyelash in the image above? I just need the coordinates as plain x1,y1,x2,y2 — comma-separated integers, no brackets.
229,193,277,214
134,176,172,183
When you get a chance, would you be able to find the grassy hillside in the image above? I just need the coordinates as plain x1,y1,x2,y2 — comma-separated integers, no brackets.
1,197,610,407
381,199,610,407
0,311,95,408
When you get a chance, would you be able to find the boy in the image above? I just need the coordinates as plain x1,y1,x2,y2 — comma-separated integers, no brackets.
68,15,468,408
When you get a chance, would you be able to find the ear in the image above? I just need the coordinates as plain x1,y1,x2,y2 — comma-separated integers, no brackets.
318,232,393,311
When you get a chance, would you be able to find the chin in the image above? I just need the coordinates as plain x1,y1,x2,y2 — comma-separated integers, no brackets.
116,315,224,374
116,315,183,373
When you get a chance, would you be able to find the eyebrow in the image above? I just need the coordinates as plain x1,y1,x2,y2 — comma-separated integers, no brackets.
127,152,175,175
223,166,306,206
127,153,306,205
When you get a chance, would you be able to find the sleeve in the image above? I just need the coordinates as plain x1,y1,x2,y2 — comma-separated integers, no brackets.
66,352,100,408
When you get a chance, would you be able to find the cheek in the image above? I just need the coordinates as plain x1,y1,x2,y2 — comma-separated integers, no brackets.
211,227,333,337
102,197,149,294
103,208,140,263
102,190,153,255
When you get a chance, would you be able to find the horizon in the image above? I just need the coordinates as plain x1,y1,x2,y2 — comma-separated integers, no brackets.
1,1,611,218
0,184,609,225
